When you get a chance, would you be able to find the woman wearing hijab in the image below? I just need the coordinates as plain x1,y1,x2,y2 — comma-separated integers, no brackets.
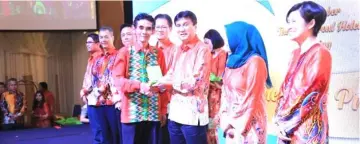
219,21,272,144
274,1,330,143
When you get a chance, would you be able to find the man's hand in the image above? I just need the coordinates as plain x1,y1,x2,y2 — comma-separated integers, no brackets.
276,129,291,141
140,83,151,94
181,83,193,90
213,114,220,127
209,82,216,88
84,87,93,95
9,115,16,121
82,96,87,104
12,113,22,120
153,82,171,93
223,124,235,138
275,123,291,141
210,82,222,89
197,99,206,113
115,102,121,110
214,82,222,89
88,87,93,93
149,85,160,93
160,114,167,127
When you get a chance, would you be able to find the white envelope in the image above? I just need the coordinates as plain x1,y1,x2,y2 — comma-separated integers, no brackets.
146,66,162,84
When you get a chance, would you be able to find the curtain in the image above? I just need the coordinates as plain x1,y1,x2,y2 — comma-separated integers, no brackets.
0,1,125,116
0,32,84,116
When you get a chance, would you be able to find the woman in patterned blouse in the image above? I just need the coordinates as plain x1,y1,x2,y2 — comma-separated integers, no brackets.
204,29,226,144
274,1,331,144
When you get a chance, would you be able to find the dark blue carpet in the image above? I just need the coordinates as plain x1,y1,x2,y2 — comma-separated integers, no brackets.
0,125,92,144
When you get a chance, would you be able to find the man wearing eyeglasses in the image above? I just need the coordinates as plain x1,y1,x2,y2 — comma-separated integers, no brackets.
154,13,175,144
80,33,103,143
154,14,175,73
80,33,103,105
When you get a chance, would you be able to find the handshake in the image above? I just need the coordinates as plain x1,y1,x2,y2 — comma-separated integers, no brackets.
140,81,167,96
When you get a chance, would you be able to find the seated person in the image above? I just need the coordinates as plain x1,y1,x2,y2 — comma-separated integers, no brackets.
80,104,89,123
38,82,54,115
32,91,51,128
1,78,27,130
39,82,55,126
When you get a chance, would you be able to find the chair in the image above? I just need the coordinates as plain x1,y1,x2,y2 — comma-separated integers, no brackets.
72,104,82,117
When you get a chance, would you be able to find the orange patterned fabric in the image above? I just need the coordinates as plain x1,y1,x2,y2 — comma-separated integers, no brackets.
274,43,331,144
89,48,122,106
80,51,103,99
160,36,212,126
112,45,168,123
1,91,27,124
207,49,227,144
220,56,267,143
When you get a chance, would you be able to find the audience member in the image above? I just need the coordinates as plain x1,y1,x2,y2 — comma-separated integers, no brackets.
1,78,27,130
32,91,51,128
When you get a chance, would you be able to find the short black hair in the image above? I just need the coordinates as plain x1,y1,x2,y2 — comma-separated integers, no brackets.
6,78,17,85
39,82,48,90
155,14,173,28
204,29,225,49
120,23,132,33
133,13,155,28
99,26,114,34
286,1,327,36
87,33,99,43
174,10,197,25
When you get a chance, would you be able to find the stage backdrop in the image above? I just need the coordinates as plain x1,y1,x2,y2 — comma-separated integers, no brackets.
133,0,359,143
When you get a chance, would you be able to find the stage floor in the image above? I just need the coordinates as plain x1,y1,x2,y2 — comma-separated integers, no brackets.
1,124,358,144
0,125,92,144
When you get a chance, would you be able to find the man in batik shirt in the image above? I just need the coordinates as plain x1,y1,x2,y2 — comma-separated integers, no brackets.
89,26,122,144
113,13,168,144
79,33,103,143
157,10,212,144
154,13,176,144
1,78,27,130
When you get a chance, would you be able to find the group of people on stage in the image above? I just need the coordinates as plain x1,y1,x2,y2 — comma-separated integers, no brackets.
81,1,332,144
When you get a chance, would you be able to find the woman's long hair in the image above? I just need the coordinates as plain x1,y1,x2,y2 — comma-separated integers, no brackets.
32,91,46,111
